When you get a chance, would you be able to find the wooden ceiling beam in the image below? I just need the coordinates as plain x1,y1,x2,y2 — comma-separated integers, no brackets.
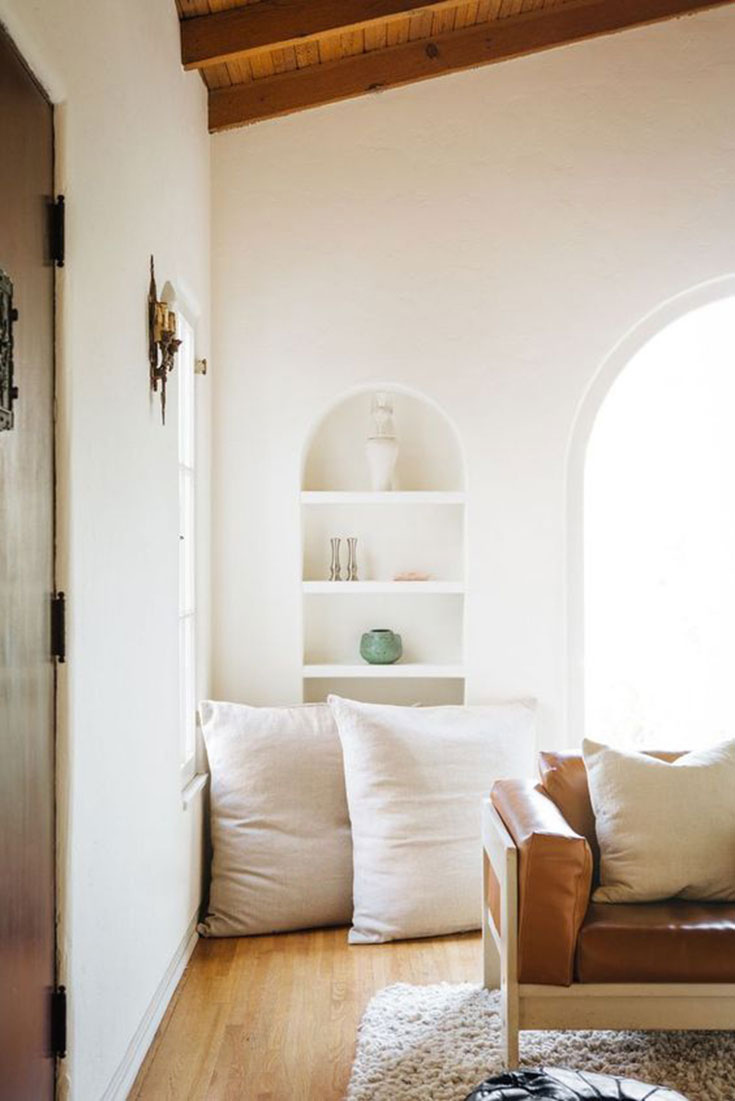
181,0,460,70
208,0,733,130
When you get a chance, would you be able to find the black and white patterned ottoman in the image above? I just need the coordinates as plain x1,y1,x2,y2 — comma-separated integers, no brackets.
463,1067,687,1100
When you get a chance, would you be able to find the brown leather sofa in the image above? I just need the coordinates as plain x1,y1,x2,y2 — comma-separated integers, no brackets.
482,749,735,1067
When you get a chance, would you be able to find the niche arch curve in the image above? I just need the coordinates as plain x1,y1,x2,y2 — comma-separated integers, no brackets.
301,381,466,492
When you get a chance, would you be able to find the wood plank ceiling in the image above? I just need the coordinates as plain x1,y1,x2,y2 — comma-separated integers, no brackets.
176,0,734,131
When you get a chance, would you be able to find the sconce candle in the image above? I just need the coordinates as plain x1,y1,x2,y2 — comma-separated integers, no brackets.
153,302,164,343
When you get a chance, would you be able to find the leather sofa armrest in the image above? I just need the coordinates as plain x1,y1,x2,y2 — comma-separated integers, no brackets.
491,778,593,986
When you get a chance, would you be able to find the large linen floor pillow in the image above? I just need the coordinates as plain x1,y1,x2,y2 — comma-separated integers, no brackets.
198,700,353,936
328,695,536,943
584,737,735,903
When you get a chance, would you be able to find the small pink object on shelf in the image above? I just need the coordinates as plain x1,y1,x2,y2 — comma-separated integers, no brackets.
393,571,432,582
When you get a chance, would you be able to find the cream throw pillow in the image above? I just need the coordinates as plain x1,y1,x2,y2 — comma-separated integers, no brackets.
584,738,735,904
328,695,536,943
198,701,353,936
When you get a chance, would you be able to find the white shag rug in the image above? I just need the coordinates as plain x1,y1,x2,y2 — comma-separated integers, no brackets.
346,983,735,1101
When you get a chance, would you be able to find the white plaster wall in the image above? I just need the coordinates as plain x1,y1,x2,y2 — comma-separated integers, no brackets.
0,1,210,1097
211,9,735,741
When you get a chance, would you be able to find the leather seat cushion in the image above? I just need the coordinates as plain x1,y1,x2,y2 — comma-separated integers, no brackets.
576,900,735,983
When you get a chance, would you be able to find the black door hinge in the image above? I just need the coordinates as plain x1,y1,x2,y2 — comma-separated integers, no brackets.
51,591,66,663
51,195,65,268
51,985,67,1059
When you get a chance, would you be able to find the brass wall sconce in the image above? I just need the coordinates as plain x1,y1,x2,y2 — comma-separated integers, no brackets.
148,255,180,425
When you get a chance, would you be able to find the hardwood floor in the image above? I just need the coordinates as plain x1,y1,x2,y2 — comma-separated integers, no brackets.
131,926,481,1100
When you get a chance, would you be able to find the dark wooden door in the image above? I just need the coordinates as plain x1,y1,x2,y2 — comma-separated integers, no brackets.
0,24,56,1101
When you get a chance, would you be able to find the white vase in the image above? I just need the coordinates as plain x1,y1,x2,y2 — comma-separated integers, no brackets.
365,435,398,491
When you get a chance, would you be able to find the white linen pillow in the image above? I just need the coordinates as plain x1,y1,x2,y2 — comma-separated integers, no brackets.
328,695,536,944
198,700,353,936
584,737,735,904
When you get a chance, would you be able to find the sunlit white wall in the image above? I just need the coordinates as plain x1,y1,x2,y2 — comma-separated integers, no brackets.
212,6,735,749
586,297,735,749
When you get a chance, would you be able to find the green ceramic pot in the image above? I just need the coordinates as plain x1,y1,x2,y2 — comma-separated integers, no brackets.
360,628,403,665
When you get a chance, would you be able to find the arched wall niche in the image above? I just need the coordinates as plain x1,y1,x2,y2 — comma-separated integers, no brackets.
566,274,735,746
301,382,466,492
299,382,467,706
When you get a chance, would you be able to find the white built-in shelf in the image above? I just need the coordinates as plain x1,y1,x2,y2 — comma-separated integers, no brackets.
303,663,466,679
303,581,464,594
301,491,466,506
301,389,467,704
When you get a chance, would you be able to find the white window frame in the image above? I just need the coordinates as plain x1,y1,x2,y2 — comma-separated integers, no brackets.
177,310,197,787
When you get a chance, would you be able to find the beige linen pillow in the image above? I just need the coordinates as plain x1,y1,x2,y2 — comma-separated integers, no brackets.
328,695,536,944
198,700,353,936
583,737,735,904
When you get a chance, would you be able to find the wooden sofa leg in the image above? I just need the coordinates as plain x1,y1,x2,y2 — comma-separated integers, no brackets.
501,1000,520,1069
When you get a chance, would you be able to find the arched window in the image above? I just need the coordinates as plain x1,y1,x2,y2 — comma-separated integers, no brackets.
585,296,735,750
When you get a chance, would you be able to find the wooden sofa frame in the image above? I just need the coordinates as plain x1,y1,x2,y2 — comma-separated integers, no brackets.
482,796,735,1067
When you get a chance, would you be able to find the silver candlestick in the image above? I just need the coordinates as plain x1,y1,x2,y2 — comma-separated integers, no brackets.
329,537,342,582
346,537,358,581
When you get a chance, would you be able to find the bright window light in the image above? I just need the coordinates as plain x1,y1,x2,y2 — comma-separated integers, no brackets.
585,297,735,750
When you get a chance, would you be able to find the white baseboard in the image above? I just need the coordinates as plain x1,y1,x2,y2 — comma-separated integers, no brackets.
100,913,199,1101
